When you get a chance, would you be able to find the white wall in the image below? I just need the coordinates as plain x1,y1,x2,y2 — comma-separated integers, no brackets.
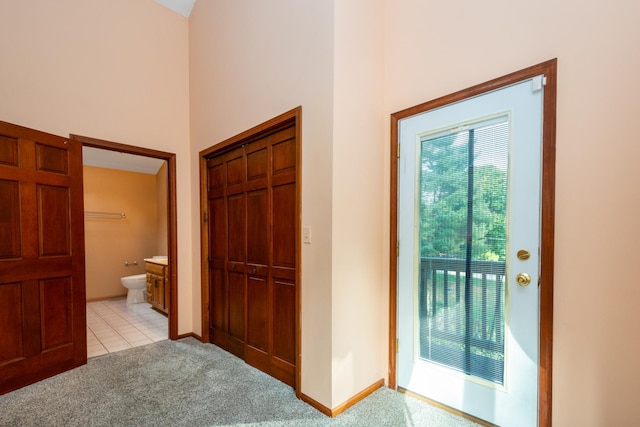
384,0,640,425
331,0,386,408
188,0,336,406
4,0,639,421
0,0,193,334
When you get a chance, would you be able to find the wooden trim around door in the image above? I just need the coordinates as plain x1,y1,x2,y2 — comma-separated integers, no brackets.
70,134,179,340
389,59,557,427
199,106,302,396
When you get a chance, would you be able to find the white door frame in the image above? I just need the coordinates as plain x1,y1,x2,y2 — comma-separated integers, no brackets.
388,59,557,427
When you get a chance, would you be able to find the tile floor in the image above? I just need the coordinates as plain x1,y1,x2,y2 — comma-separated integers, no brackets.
87,299,168,358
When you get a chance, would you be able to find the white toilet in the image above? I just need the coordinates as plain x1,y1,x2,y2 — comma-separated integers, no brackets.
120,274,147,304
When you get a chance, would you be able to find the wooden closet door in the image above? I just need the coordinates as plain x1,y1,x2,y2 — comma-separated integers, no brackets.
243,126,296,386
244,137,269,370
206,122,297,388
225,147,246,358
207,155,227,350
207,146,246,359
0,121,86,394
268,126,297,386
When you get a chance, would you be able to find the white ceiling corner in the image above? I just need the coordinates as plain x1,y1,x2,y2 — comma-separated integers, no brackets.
154,0,196,18
82,146,165,175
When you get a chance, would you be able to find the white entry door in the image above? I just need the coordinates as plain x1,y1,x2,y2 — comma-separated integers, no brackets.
397,76,544,426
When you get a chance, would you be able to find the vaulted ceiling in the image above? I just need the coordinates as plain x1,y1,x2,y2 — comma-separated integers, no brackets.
154,0,196,17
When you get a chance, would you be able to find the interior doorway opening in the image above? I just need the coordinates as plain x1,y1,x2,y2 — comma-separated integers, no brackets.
70,134,179,341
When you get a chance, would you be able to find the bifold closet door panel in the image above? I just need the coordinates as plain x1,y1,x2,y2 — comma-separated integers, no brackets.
245,138,270,361
269,127,297,386
205,121,297,388
207,156,229,348
226,147,246,269
272,182,296,368
227,269,245,358
226,147,246,358
246,188,268,354
246,188,268,264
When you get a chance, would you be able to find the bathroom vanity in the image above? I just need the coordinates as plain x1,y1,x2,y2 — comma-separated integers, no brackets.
144,258,169,315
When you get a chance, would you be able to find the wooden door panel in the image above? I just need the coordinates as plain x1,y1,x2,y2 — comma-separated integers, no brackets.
41,277,73,350
271,276,296,386
225,149,244,187
209,197,226,260
246,275,268,351
273,183,296,269
0,179,21,258
272,130,296,175
273,279,295,365
38,185,71,256
227,270,245,357
245,140,267,193
246,146,267,182
271,356,295,387
205,117,298,389
207,158,224,192
0,120,86,395
247,189,268,265
0,282,23,364
35,143,69,174
20,280,41,358
210,269,228,350
0,134,19,165
209,268,227,328
268,125,297,387
155,276,165,309
227,194,245,263
208,191,228,344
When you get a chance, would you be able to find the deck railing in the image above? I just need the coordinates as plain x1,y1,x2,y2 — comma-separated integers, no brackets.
418,257,506,383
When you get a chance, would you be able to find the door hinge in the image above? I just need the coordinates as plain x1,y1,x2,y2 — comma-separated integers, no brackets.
396,241,399,257
203,211,208,223
396,338,399,353
397,143,400,158
532,75,545,93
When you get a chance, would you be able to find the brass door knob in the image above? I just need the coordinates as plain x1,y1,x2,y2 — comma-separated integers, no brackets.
516,273,531,287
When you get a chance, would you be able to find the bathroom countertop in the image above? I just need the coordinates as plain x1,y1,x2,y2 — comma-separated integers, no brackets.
144,257,168,266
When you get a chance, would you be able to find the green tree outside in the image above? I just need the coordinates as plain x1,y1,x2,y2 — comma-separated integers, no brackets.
419,130,507,261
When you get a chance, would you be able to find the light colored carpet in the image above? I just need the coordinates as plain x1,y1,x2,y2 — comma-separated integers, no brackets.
0,338,479,426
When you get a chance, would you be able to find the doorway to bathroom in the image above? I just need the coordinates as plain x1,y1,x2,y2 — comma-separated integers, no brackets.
71,134,179,354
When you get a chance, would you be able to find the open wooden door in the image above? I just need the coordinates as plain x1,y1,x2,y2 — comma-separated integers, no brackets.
0,120,86,394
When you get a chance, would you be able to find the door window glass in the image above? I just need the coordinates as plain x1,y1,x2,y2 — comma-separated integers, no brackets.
418,116,509,384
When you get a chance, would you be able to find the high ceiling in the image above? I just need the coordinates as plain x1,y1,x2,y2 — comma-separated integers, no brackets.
82,146,165,175
154,0,196,17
